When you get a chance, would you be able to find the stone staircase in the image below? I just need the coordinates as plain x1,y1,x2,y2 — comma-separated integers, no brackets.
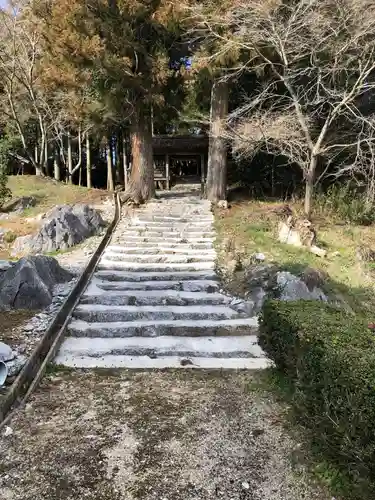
54,193,269,369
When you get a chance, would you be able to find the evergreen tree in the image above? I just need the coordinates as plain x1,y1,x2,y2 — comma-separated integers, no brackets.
35,0,187,202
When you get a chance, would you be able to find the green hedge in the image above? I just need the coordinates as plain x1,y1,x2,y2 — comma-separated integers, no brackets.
259,300,375,492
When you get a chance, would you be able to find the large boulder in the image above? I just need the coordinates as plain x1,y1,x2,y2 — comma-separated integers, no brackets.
0,342,27,385
240,264,327,313
0,342,13,362
0,255,73,310
278,216,327,257
2,196,37,213
276,271,327,302
12,204,106,256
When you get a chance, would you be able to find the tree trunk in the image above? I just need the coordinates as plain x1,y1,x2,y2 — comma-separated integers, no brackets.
35,165,43,176
106,136,114,192
121,105,154,204
206,80,229,202
54,154,60,181
86,133,92,188
44,137,49,177
115,131,122,186
123,133,128,190
304,155,318,218
67,131,73,184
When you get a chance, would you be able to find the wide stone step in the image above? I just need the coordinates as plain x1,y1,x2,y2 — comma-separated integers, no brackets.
90,279,220,292
57,335,264,359
109,241,214,250
132,221,213,227
105,246,216,255
94,270,218,282
98,260,215,272
68,317,259,338
102,252,215,263
134,216,214,223
128,223,213,229
73,304,239,322
54,355,270,370
81,288,230,306
122,229,215,236
115,235,215,243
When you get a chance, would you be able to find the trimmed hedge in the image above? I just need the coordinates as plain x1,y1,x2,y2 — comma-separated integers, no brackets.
259,300,375,491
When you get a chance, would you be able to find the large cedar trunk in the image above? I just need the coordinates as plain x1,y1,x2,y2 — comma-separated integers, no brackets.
122,133,128,190
206,80,229,202
121,105,154,204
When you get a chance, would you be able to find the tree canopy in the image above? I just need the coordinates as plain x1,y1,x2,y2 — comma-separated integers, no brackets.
1,0,375,216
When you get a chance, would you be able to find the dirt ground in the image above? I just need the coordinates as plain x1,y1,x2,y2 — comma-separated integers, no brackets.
0,369,330,500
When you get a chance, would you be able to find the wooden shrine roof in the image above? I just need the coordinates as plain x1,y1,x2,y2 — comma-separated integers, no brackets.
152,135,209,155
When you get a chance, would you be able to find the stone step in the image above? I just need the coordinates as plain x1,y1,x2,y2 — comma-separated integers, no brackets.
109,241,214,250
94,270,218,282
57,335,264,359
54,355,270,370
105,246,216,255
90,279,220,292
134,216,214,223
81,288,230,306
132,220,213,227
129,221,213,227
73,304,239,322
121,230,215,237
102,252,215,263
127,226,213,233
98,260,215,272
114,234,215,248
68,317,259,338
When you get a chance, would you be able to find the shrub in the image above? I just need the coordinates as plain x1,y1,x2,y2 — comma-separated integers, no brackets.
259,300,375,494
315,184,375,225
3,231,17,243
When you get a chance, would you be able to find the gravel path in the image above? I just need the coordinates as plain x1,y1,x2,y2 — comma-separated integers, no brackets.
0,370,330,500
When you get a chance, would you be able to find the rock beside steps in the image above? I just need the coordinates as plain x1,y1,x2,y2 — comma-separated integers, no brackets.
54,196,270,369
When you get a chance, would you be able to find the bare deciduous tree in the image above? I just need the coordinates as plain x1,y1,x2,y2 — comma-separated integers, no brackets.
202,0,375,216
0,3,49,175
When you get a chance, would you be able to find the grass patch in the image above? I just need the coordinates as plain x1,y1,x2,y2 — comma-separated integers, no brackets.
6,175,108,217
215,198,375,312
0,176,108,259
44,364,76,376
